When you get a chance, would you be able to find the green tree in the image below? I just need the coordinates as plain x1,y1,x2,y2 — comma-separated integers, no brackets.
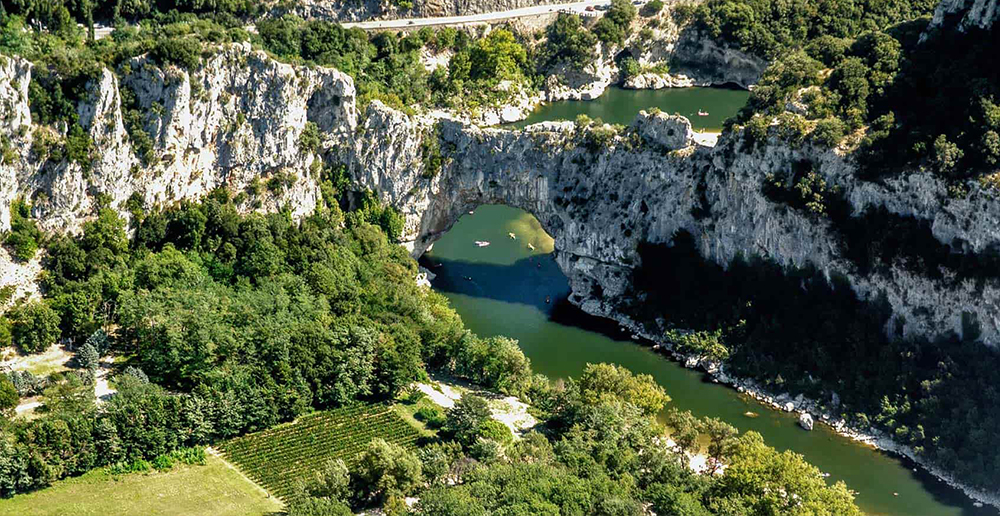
77,342,100,377
443,393,492,447
933,134,964,177
708,432,863,516
594,0,637,45
468,29,528,82
301,458,351,502
665,408,701,458
353,438,423,504
578,363,670,416
542,14,598,70
701,417,738,473
9,300,61,353
0,375,18,416
0,317,11,348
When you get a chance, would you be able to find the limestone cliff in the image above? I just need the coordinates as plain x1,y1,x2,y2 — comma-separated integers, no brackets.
348,101,1000,349
0,43,355,235
929,0,999,31
546,11,766,101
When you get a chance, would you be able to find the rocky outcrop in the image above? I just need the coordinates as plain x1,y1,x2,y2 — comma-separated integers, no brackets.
630,110,693,151
0,43,355,234
667,28,767,89
929,0,999,32
3,38,999,350
545,14,765,101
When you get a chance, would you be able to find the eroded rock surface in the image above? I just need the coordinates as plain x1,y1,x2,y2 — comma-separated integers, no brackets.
930,0,999,31
349,100,1000,348
0,44,355,234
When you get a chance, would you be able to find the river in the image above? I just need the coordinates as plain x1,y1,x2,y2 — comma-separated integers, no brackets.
510,86,750,131
423,87,996,516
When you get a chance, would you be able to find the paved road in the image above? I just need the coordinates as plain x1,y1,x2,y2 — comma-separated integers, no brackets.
91,0,617,39
341,0,613,29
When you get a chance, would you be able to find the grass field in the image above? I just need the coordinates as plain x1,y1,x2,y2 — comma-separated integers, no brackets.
0,454,282,516
217,404,422,500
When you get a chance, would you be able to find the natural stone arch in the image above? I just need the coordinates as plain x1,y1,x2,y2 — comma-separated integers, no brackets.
351,102,1000,347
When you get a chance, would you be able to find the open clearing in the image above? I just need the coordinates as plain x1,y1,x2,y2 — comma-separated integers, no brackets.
1,343,72,376
415,377,538,437
217,404,422,501
0,454,282,516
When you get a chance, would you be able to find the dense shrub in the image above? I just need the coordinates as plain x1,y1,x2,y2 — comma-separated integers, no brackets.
540,14,598,70
4,198,42,262
593,0,638,46
8,300,61,353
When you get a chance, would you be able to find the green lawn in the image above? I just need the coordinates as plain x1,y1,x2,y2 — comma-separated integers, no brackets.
0,454,282,516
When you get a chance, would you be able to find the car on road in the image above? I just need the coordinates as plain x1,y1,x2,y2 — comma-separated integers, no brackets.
585,5,595,11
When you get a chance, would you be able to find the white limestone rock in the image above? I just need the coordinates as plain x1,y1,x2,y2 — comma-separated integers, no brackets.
799,412,815,431
631,110,694,151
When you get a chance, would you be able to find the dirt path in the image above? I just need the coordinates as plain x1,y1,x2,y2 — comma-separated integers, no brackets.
94,362,116,403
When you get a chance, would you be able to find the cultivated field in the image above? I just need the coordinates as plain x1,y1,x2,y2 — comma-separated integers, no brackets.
217,404,422,500
0,454,282,516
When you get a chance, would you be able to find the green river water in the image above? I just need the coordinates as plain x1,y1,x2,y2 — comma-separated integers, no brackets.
511,86,751,130
423,88,996,516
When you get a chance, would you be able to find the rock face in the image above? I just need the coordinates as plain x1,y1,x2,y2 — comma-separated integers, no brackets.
545,13,766,101
667,28,767,89
929,0,999,32
348,100,1000,348
0,43,355,234
2,11,999,354
630,110,693,151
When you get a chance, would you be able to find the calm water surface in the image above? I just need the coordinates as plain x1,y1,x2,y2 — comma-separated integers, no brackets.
423,204,996,516
510,86,750,131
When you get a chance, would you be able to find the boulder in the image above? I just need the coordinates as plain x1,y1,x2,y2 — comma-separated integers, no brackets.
631,110,694,151
799,413,814,431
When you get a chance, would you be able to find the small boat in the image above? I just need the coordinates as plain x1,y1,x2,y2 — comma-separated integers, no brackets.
468,211,474,215
545,296,551,304
697,110,709,116
474,241,490,247
527,243,535,251
743,411,759,418
508,232,516,240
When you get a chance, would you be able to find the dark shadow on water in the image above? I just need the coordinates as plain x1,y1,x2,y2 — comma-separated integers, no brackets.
897,462,1000,516
420,253,570,311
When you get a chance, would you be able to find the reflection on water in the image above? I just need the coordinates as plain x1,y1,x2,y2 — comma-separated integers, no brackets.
423,205,998,516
